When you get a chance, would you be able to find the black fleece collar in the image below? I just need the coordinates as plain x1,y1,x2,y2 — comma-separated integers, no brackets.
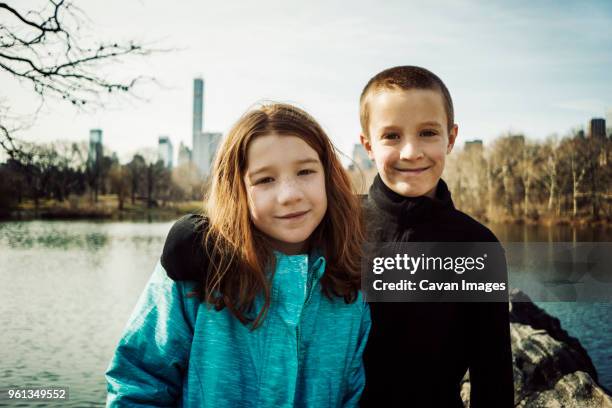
368,174,454,225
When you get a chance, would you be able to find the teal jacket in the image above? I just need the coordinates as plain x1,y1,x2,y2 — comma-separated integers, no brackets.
105,251,371,407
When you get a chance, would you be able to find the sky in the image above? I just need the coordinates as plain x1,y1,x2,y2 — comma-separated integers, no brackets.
2,0,612,163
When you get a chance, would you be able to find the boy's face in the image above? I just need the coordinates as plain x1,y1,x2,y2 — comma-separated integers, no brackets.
361,88,458,198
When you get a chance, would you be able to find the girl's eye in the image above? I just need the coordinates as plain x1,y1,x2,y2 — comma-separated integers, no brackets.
382,133,400,140
421,129,438,137
254,177,274,185
298,169,316,176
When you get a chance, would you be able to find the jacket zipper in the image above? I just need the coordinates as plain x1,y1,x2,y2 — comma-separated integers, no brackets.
296,265,317,372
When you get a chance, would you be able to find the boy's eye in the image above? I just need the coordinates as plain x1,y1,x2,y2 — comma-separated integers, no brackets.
382,132,400,140
421,129,438,137
298,169,316,176
254,177,274,185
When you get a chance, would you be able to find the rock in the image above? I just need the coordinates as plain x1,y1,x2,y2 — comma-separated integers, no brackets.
516,372,612,408
508,289,598,381
460,289,612,407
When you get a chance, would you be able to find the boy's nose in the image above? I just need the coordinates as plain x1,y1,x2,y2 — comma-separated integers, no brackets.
277,180,304,204
399,141,424,160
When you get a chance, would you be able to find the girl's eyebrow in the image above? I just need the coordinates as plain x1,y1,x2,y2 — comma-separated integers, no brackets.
248,166,272,177
295,158,320,165
248,158,320,177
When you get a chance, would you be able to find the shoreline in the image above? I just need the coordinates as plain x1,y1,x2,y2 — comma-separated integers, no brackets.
2,209,609,227
0,196,610,226
0,197,203,222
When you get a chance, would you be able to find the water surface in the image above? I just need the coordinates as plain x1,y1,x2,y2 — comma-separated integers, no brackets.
0,220,610,406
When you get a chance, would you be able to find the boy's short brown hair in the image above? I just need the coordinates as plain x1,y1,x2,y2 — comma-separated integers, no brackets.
359,66,454,138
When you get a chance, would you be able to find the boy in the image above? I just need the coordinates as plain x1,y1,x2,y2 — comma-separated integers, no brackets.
358,66,514,407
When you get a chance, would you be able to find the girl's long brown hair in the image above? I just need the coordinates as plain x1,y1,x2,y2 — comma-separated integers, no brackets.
201,103,364,329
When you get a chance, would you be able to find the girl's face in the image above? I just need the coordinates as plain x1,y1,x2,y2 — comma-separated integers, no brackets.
243,133,327,255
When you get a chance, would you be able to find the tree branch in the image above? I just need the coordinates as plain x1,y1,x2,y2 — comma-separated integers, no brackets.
0,0,164,155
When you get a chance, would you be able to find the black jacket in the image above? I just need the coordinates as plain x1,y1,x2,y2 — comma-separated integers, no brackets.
160,213,208,282
360,175,514,408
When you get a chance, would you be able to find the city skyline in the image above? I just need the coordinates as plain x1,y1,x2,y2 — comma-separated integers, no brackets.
2,0,611,163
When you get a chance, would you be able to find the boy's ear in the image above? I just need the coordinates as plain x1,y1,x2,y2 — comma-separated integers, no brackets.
360,134,375,160
447,124,458,154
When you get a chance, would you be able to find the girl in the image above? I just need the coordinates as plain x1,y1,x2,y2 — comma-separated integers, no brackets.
105,103,371,407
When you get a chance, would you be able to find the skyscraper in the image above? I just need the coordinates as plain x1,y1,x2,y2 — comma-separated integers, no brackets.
158,136,174,169
193,78,204,136
352,143,373,170
191,77,221,177
193,131,222,176
590,118,606,139
464,140,484,154
177,141,192,167
346,142,377,194
88,129,103,166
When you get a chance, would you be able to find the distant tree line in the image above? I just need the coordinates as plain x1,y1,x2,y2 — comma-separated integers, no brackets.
445,131,611,223
0,140,205,214
2,132,610,223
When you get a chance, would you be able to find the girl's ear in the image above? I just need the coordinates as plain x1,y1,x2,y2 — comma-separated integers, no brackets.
360,134,375,161
447,124,458,154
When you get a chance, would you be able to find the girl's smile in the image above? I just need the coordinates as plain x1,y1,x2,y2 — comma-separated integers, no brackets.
275,210,310,220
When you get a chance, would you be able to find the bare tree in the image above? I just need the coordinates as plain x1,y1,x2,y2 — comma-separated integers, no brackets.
541,136,560,214
49,139,85,200
127,154,146,205
566,138,588,218
108,162,129,210
0,1,158,157
517,139,541,219
488,134,524,217
586,136,608,220
172,162,204,201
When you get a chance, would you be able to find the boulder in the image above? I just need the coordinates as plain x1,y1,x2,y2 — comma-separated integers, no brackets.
461,289,612,407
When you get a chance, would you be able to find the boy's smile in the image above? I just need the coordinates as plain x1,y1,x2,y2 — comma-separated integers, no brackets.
361,88,457,198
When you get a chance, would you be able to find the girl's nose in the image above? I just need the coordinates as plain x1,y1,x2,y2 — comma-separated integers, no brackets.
277,180,304,204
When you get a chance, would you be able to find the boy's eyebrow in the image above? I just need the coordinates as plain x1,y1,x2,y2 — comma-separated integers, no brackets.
419,121,443,128
378,125,402,133
248,158,320,177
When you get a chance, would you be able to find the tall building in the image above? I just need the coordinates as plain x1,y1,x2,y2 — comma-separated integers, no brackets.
589,118,606,139
158,136,174,169
208,132,222,168
191,77,221,177
464,140,483,154
606,109,612,137
351,143,373,170
193,131,222,176
346,143,377,194
177,141,192,167
193,78,204,136
88,129,103,166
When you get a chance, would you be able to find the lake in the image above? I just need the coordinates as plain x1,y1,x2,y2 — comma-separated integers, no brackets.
0,220,610,406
